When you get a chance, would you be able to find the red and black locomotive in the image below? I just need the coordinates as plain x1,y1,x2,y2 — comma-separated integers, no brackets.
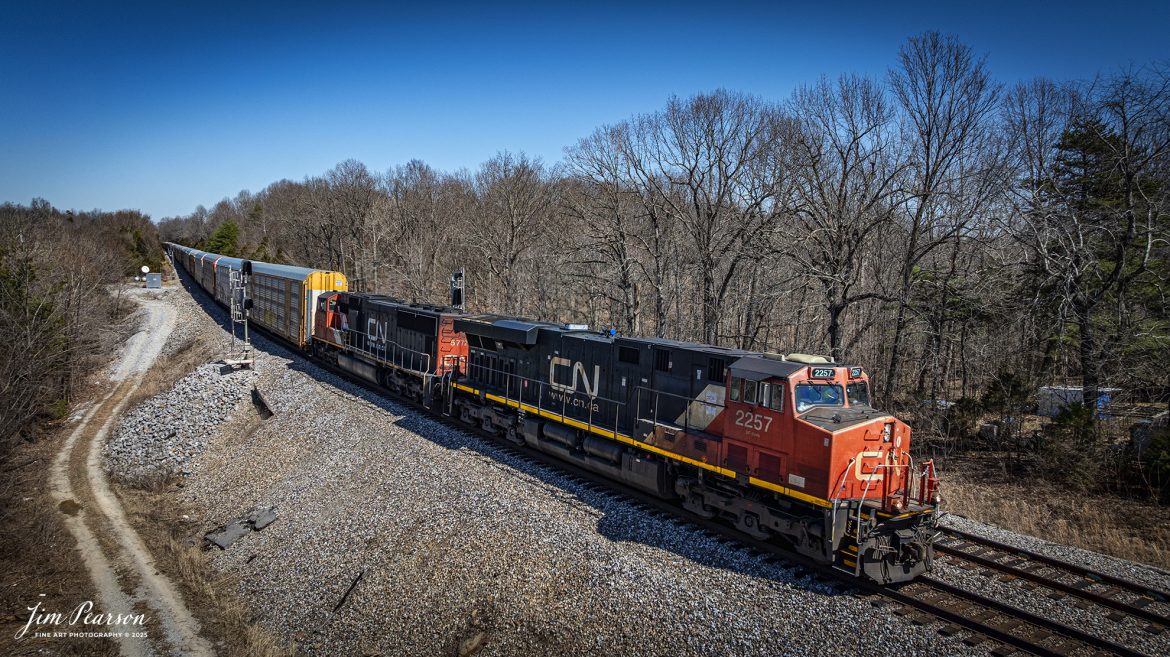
445,314,940,583
169,243,941,584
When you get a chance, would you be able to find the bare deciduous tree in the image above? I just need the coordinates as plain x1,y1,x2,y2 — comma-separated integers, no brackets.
883,31,1003,404
785,74,903,362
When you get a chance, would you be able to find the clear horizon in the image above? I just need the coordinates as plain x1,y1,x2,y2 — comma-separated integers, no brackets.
2,0,1167,220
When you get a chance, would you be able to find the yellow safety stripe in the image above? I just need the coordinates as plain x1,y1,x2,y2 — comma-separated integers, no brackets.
450,382,835,509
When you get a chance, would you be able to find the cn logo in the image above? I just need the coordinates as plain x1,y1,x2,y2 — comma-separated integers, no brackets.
366,318,387,344
854,450,885,483
549,357,600,396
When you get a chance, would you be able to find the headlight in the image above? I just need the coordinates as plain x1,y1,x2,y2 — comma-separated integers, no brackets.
882,423,893,442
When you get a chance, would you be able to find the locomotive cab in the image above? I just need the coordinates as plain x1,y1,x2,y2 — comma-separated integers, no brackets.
717,355,940,582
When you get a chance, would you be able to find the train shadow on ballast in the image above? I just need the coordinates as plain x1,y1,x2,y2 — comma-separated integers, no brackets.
167,266,849,598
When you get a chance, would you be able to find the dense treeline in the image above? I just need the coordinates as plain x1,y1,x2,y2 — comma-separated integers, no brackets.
0,199,160,455
159,33,1170,496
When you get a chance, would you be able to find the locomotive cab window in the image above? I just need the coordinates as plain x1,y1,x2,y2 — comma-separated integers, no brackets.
795,383,844,413
729,376,742,402
743,380,758,405
768,383,784,411
847,381,870,407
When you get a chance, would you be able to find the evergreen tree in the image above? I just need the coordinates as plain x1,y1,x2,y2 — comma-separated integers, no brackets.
204,220,240,256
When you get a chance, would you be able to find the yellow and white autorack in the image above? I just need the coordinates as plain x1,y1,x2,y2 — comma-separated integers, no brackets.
167,244,347,348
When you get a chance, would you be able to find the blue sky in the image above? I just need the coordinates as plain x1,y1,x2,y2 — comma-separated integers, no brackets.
1,1,1167,220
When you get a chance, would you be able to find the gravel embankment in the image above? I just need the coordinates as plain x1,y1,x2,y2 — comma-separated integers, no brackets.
116,271,1170,657
131,273,983,657
105,362,253,485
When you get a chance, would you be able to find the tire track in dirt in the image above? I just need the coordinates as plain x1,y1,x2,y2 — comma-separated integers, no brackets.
49,295,214,657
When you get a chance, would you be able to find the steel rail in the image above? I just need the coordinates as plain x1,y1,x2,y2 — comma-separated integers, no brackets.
941,526,1170,602
935,533,1170,628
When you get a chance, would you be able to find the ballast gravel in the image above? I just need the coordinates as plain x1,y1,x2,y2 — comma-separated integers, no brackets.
181,353,987,657
136,273,988,656
105,362,253,485
117,272,1164,657
933,514,1170,657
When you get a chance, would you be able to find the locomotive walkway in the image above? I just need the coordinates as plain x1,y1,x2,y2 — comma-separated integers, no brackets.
47,289,214,657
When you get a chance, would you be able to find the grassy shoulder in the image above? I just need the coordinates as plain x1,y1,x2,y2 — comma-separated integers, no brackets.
0,401,120,657
111,333,296,657
939,454,1170,571
115,479,295,657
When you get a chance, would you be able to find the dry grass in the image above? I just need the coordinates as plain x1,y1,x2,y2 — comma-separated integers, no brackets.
119,488,299,657
940,462,1170,571
113,332,296,657
151,533,296,657
0,422,120,656
127,335,217,409
114,439,298,657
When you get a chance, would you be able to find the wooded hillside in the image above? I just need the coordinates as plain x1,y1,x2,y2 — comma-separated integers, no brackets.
159,34,1170,496
0,200,161,454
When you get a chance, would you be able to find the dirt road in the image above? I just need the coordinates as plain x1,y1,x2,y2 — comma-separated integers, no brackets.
47,291,214,657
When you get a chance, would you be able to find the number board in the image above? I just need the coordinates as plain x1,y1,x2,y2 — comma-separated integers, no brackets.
810,367,835,379
850,367,863,378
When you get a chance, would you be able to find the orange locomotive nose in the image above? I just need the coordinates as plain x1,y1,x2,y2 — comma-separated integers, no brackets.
799,412,916,513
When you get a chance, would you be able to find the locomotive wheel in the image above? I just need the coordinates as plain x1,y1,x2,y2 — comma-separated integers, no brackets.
736,512,770,541
683,493,716,519
505,424,523,446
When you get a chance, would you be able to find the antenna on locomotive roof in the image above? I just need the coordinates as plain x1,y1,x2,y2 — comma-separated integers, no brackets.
450,268,465,311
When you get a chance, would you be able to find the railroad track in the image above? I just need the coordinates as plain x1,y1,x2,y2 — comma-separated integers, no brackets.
935,526,1170,633
177,273,1164,657
451,421,1170,655
405,401,1163,655
883,575,1152,657
306,355,1165,657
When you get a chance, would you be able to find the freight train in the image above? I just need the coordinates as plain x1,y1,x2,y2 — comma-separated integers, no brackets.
167,243,940,584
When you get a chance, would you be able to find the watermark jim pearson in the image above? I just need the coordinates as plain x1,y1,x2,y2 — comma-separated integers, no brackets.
15,595,147,640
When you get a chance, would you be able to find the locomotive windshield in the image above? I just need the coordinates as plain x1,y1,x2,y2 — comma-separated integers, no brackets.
846,381,870,406
795,383,844,412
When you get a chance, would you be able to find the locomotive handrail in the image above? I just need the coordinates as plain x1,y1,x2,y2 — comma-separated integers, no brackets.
632,386,724,439
829,455,858,555
341,327,432,375
852,459,904,576
852,450,918,555
460,361,629,438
